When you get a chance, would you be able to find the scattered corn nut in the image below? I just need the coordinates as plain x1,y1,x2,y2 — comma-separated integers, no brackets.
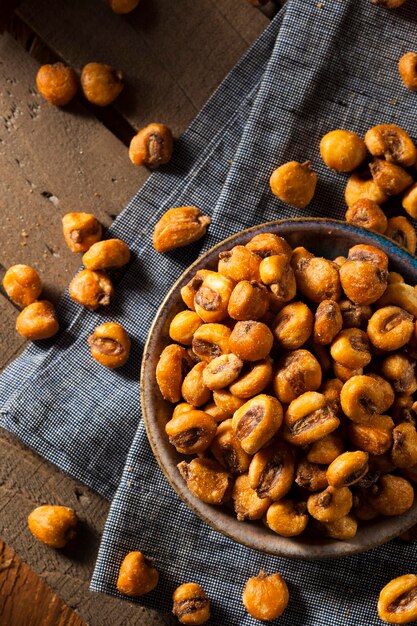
153,206,211,253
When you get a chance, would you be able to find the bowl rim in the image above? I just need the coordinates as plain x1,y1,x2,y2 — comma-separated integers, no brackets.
140,217,417,560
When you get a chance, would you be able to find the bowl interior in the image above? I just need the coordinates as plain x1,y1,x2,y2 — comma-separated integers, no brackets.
141,218,417,559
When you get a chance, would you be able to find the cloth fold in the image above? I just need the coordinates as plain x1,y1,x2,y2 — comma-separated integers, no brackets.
2,0,417,624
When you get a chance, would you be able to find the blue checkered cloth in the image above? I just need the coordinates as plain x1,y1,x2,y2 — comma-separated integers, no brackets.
2,0,417,623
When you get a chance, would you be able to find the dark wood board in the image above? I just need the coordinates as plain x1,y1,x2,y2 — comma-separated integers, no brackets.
17,0,268,132
0,539,86,626
0,1,270,623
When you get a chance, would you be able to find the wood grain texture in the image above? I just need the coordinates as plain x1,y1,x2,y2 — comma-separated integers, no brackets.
0,1,270,623
0,539,86,626
0,430,176,626
0,294,26,370
0,31,142,304
17,0,268,132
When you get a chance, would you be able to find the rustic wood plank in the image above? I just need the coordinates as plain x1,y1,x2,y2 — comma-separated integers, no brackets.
0,294,26,370
0,539,86,626
0,32,142,300
1,2,269,623
0,430,176,626
124,0,269,111
17,0,268,131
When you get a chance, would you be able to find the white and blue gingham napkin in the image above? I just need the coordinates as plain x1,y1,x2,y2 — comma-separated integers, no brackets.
2,1,417,624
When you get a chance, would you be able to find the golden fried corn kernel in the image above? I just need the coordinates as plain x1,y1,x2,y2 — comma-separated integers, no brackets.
108,0,140,14
391,394,415,424
377,283,417,317
129,123,173,168
292,255,341,303
232,473,271,521
399,52,417,92
218,245,261,282
69,269,113,310
177,458,233,505
248,441,294,501
295,459,328,492
339,245,388,305
203,401,228,422
212,389,245,418
62,212,102,253
210,419,251,475
388,272,405,285
368,306,414,351
345,199,388,234
307,430,344,465
181,362,212,406
371,0,407,7
192,323,231,362
348,415,394,456
202,353,243,390
353,492,379,521
229,320,273,362
382,353,417,395
166,409,216,454
307,486,353,522
273,301,313,350
339,299,373,329
313,300,343,345
36,62,78,106
227,280,269,320
386,216,417,255
391,422,417,468
172,403,194,419
232,394,283,455
242,571,289,621
402,183,417,219
153,206,211,253
369,158,413,196
156,344,193,402
28,505,77,548
345,172,388,206
326,451,369,488
330,328,371,369
259,254,296,303
321,514,357,540
16,301,59,341
168,311,203,345
246,233,292,260
369,475,414,516
82,238,130,270
88,322,130,369
284,391,340,446
265,500,309,537
3,264,42,308
320,129,367,172
270,160,317,209
320,378,343,409
172,582,210,625
333,362,363,383
365,124,417,167
194,272,234,323
180,270,216,311
117,552,159,597
81,63,123,106
273,349,322,404
340,374,394,423
229,358,273,399
378,574,417,625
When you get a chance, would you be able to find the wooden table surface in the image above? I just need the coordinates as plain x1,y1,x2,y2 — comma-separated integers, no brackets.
0,1,274,624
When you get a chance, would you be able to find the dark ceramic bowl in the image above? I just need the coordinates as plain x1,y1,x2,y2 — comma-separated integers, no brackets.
141,218,417,559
